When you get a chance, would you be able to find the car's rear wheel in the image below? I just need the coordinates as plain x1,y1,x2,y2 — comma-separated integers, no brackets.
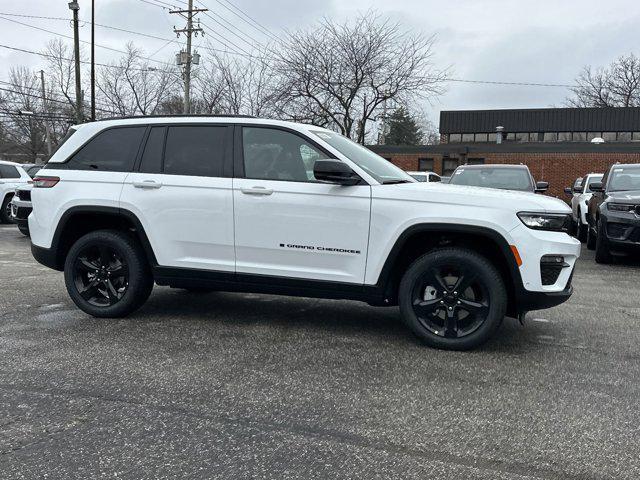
1,194,14,224
398,248,507,351
576,209,587,242
64,230,153,318
594,221,613,264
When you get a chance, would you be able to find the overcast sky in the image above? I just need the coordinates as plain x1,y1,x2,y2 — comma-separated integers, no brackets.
0,0,638,125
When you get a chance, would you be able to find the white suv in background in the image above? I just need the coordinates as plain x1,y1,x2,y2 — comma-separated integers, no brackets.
0,160,31,223
29,116,580,350
407,171,441,183
566,173,603,242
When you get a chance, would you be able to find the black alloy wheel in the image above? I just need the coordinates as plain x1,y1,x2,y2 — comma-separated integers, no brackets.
399,248,507,350
73,243,129,307
410,263,489,339
64,230,153,318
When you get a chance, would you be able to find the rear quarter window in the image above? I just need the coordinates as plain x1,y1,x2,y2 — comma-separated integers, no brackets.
0,165,20,178
67,127,146,172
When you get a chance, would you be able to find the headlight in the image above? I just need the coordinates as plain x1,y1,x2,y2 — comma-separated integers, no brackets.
607,203,635,212
517,212,571,232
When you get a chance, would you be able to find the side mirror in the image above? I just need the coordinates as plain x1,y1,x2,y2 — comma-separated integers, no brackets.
563,187,573,195
314,160,360,186
590,181,603,192
535,181,549,193
572,186,583,194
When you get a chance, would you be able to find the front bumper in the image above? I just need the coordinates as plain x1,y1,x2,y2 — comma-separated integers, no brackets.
602,210,640,251
31,244,61,271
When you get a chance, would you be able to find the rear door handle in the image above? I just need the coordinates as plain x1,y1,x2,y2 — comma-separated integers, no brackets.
241,186,273,196
133,180,162,189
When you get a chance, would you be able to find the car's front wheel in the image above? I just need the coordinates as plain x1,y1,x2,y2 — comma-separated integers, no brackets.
594,221,613,264
398,248,507,351
1,194,14,224
586,222,596,250
17,224,29,236
64,230,153,318
576,209,587,242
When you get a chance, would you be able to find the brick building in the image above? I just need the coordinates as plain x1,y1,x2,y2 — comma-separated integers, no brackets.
370,107,640,198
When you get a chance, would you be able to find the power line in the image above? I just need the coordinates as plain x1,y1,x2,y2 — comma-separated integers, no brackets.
446,78,577,88
210,0,280,44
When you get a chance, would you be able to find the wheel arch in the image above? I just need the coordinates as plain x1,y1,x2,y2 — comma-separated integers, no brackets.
375,223,523,316
48,206,157,271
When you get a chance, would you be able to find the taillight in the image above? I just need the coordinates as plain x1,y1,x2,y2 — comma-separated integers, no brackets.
33,176,60,188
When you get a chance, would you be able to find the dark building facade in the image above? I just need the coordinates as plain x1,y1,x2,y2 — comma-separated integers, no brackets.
370,107,640,199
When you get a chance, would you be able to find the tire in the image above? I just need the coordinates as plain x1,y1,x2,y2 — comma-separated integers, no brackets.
17,224,29,236
594,221,613,264
1,194,14,224
181,287,216,293
586,222,596,250
576,211,587,243
64,230,154,318
398,247,507,351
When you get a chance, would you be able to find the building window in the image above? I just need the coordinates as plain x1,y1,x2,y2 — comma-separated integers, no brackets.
488,133,497,143
515,132,529,142
475,133,488,142
543,132,557,142
558,132,572,142
587,132,602,142
443,158,460,176
466,158,485,165
418,158,434,171
462,133,474,142
602,132,617,142
532,132,543,142
632,132,640,141
506,133,516,142
449,134,462,143
618,132,632,142
573,132,587,142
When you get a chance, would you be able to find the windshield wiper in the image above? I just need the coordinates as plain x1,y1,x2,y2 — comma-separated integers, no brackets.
382,179,412,185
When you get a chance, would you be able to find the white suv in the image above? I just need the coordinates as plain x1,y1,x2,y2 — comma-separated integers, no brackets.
0,160,31,223
30,116,580,350
566,173,603,242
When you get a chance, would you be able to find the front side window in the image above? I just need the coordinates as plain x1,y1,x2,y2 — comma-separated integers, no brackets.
243,128,329,182
310,129,413,184
0,165,20,178
418,158,434,172
449,167,534,192
68,127,146,172
164,126,227,177
608,166,640,192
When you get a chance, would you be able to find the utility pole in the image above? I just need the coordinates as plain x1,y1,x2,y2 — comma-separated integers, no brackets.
68,1,83,123
91,0,96,121
39,70,52,160
171,0,206,114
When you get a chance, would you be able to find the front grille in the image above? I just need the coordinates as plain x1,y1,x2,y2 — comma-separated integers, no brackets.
607,223,628,239
541,264,563,286
17,190,31,201
628,227,640,243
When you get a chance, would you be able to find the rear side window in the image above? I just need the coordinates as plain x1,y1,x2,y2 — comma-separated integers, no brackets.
0,165,20,178
139,127,165,174
67,127,146,172
163,126,226,177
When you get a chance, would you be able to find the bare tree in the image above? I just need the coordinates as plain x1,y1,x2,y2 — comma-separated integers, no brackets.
97,43,180,116
272,12,446,143
195,47,278,116
568,54,640,107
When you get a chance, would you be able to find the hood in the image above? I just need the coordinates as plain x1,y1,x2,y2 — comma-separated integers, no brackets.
375,182,571,214
605,190,640,203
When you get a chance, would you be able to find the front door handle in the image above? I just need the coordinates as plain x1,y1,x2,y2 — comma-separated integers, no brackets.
133,180,162,189
241,186,273,196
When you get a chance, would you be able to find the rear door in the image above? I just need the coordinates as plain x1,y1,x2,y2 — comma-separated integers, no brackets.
232,126,371,284
120,124,235,272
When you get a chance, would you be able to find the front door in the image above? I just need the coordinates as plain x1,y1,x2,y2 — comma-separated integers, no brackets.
233,126,371,284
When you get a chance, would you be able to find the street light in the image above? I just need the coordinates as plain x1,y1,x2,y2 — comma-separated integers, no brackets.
68,1,79,11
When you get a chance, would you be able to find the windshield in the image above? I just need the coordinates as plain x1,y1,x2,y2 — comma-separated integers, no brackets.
310,130,414,184
410,174,428,182
449,167,533,191
608,165,640,192
584,174,603,192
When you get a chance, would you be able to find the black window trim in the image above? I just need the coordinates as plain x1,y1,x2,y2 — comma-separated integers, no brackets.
233,123,359,184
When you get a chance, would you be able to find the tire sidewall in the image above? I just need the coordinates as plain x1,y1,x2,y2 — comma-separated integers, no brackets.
64,230,151,318
398,248,507,350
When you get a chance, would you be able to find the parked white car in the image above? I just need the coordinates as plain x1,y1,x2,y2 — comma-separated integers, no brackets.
0,160,31,223
565,173,603,242
407,171,441,183
29,116,580,350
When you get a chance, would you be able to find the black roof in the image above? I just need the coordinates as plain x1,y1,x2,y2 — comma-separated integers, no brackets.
439,107,640,134
370,142,640,155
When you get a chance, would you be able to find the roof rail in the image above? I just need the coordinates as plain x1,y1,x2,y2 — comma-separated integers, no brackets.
94,114,257,122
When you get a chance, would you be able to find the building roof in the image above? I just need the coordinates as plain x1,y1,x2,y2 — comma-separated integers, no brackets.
439,107,640,134
369,142,640,155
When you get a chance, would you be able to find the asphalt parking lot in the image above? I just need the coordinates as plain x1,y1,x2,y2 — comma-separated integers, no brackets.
1,224,639,479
